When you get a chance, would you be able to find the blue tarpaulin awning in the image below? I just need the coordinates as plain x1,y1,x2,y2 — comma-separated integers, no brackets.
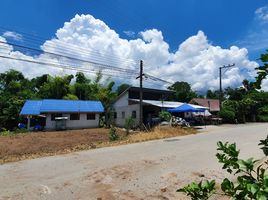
167,103,206,113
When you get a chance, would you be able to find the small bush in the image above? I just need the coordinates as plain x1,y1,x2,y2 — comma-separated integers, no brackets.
177,180,215,200
257,115,268,122
219,108,235,123
159,111,172,121
178,136,268,200
125,117,135,135
0,129,15,136
109,126,119,141
259,135,268,156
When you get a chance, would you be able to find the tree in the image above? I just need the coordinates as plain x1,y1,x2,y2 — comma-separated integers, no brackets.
116,83,130,95
254,49,268,89
168,81,197,102
37,75,73,99
206,90,219,99
63,94,79,100
0,70,35,130
73,72,92,100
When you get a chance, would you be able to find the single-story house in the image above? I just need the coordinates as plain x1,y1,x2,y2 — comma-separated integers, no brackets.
189,98,220,114
112,87,207,127
20,99,104,130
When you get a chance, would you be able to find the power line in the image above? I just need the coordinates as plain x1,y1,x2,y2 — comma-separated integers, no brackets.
0,27,136,67
0,41,137,74
0,41,171,84
0,54,139,79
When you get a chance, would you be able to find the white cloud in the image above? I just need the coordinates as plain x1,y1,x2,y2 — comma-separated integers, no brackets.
255,6,268,23
0,14,260,93
124,30,135,38
3,31,23,41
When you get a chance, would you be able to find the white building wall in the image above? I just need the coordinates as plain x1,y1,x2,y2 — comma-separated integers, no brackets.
114,92,129,108
113,91,141,127
114,104,140,127
45,113,100,130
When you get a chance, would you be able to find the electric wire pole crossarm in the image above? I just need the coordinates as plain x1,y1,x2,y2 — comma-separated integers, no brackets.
219,63,235,110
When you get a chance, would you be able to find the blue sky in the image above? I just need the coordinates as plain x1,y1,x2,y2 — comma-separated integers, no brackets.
1,0,267,58
0,0,268,92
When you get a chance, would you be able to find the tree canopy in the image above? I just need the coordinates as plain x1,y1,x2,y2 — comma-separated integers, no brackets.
0,70,120,130
168,81,197,102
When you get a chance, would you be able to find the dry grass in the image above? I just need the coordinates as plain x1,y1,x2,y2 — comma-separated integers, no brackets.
128,126,196,143
0,126,196,164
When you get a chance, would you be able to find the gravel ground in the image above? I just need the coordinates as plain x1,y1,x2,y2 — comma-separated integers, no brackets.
0,123,267,200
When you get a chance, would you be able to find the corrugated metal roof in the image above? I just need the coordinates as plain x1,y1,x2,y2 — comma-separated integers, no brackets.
129,99,207,109
190,98,220,112
20,100,43,115
20,99,104,115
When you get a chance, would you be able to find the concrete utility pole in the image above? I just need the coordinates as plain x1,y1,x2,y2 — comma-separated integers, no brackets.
219,63,235,110
136,60,145,130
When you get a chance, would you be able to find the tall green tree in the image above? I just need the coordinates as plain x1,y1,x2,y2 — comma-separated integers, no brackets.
72,72,91,100
254,49,268,89
206,89,219,99
0,70,35,130
168,81,197,102
37,75,74,99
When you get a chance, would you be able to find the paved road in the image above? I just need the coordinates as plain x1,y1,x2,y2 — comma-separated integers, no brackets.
0,123,268,200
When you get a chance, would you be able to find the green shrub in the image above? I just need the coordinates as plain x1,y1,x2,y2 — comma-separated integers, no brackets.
177,180,215,200
109,126,119,141
0,129,15,136
177,136,268,200
257,115,268,122
259,135,268,156
219,108,235,123
125,116,135,135
159,111,172,121
13,128,28,134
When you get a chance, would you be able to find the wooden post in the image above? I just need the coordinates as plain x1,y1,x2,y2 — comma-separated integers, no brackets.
27,115,31,130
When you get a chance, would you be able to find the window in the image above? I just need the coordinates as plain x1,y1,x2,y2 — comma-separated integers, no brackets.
70,113,80,120
122,111,125,119
51,113,62,121
87,113,96,120
132,111,136,119
114,112,117,119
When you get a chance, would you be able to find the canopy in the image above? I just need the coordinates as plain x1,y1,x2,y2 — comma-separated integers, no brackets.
192,110,212,116
167,103,206,113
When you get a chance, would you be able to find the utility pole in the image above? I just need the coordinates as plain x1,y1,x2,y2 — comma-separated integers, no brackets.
136,60,145,130
219,63,235,110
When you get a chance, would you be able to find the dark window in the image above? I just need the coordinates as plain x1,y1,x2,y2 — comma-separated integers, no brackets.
114,112,117,119
51,113,62,121
132,111,136,119
122,111,125,119
87,113,96,120
70,113,80,120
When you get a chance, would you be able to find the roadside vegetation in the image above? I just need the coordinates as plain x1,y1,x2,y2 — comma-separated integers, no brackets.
0,126,196,164
178,50,268,200
178,136,268,200
1,50,268,133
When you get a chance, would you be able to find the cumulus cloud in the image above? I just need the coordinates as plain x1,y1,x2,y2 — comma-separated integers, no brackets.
255,6,268,23
3,31,23,41
0,14,260,93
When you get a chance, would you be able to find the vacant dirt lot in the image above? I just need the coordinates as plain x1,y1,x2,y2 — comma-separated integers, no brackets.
0,126,195,164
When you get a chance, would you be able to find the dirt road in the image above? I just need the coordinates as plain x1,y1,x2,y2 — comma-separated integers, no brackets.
0,123,267,199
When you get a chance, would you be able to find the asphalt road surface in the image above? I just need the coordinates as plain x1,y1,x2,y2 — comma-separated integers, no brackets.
1,123,268,200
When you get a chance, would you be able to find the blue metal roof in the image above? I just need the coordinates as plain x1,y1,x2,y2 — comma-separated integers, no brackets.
20,100,43,115
20,99,104,115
